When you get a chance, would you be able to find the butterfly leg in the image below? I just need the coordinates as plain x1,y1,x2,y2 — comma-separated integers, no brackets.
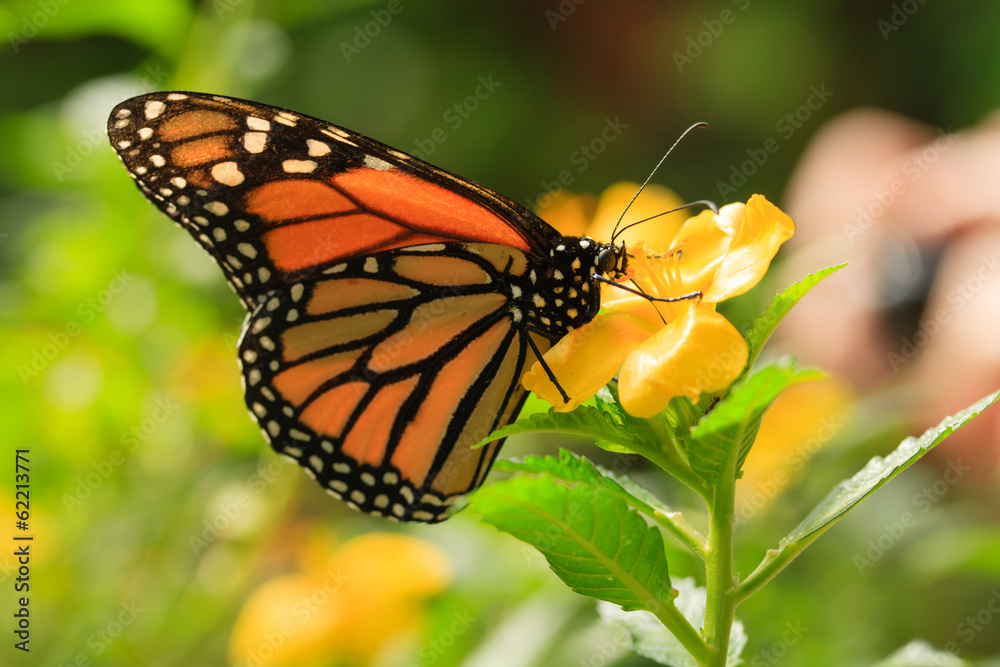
525,334,571,403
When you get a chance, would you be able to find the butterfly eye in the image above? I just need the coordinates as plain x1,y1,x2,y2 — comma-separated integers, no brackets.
597,247,618,274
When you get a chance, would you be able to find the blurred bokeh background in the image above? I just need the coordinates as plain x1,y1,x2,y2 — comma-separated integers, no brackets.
2,0,1000,665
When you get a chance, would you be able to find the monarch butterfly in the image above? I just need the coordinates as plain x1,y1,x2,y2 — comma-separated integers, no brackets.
107,91,628,523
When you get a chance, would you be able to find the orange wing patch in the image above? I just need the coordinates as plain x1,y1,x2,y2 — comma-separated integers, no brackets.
282,309,398,362
273,349,363,406
158,110,237,141
390,319,512,488
393,255,492,286
341,376,421,467
331,169,532,252
171,136,232,168
300,381,368,438
430,335,524,496
308,278,420,315
247,180,357,222
368,293,507,374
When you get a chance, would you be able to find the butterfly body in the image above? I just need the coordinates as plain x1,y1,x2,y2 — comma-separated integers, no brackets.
108,91,625,522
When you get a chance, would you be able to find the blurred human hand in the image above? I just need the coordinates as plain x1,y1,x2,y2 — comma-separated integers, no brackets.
778,108,1000,473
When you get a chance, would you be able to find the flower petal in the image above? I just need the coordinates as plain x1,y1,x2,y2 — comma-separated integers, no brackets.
669,209,730,294
534,190,596,238
587,182,687,251
523,312,654,411
702,195,795,302
618,304,749,417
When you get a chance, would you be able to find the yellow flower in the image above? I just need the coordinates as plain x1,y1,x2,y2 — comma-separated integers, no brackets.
538,181,688,253
228,532,450,667
525,193,795,418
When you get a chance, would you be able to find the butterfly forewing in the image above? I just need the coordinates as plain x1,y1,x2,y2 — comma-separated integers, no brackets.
107,92,557,307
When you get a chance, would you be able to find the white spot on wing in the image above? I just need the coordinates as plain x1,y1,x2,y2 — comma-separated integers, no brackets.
247,116,270,131
144,100,166,119
211,161,244,186
204,201,229,216
244,132,267,153
282,159,317,173
307,139,331,156
363,155,393,171
138,127,153,140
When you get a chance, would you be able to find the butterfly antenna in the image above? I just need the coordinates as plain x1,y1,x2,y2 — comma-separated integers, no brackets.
611,121,709,243
613,199,719,238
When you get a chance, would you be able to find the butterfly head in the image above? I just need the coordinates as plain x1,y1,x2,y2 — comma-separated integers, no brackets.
525,237,627,338
596,240,628,279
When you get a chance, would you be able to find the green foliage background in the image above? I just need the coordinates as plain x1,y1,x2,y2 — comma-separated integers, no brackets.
2,0,1000,665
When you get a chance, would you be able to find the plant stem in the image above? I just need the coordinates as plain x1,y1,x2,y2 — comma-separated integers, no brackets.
654,598,714,664
700,474,738,666
652,510,708,560
736,530,824,603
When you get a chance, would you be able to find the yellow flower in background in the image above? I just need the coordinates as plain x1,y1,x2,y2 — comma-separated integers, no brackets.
538,181,688,252
525,194,796,417
229,532,450,667
737,378,854,514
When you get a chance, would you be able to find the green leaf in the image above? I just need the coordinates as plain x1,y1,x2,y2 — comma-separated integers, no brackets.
742,263,846,376
688,359,823,485
482,399,706,495
872,640,968,667
599,579,747,667
475,404,631,449
784,390,1000,545
495,450,707,556
473,475,673,613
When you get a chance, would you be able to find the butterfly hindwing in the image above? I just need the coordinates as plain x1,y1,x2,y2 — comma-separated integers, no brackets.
238,242,542,521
